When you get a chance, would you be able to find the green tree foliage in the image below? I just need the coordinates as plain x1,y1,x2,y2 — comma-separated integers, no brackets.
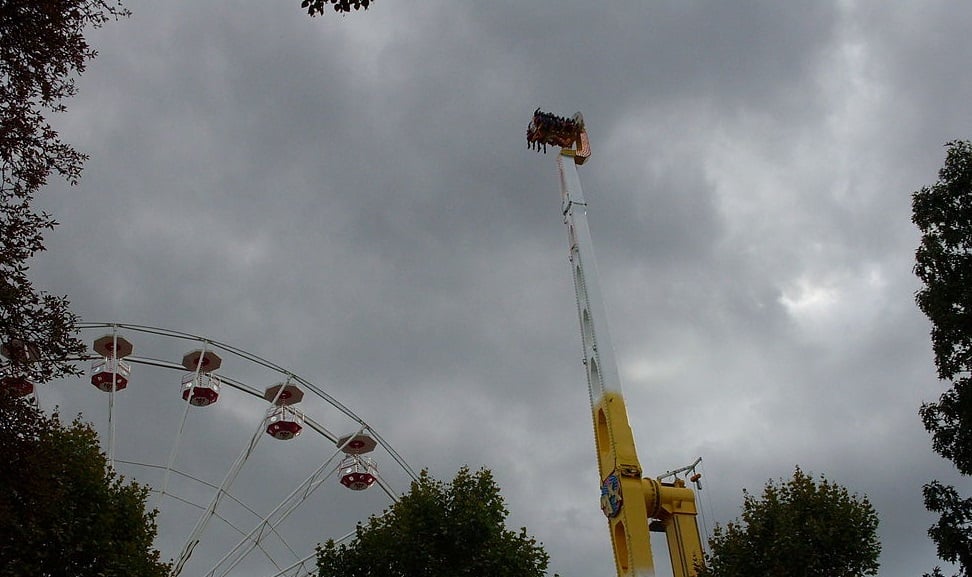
913,140,972,576
301,0,373,17
0,389,169,576
924,482,972,574
696,467,880,577
0,0,128,383
316,467,556,577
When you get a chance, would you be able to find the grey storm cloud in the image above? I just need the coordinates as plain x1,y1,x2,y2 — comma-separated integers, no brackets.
29,1,972,576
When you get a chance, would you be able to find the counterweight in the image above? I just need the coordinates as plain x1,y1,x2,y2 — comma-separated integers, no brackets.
528,110,705,577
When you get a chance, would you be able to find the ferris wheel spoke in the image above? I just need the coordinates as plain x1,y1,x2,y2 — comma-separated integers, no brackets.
170,411,268,577
156,340,216,508
212,460,344,577
106,330,123,469
117,459,303,562
115,459,300,571
267,525,366,577
121,460,257,516
153,487,293,569
155,383,195,509
268,551,318,577
107,385,116,468
207,430,364,577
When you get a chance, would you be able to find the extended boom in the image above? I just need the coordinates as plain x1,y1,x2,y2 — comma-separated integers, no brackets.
527,109,706,577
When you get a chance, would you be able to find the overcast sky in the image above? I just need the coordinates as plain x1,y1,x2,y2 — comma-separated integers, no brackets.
26,1,972,576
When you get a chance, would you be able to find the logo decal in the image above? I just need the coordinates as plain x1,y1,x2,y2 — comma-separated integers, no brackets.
600,473,623,518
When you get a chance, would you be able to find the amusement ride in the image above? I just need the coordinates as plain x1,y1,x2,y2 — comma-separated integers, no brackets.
1,322,416,577
528,109,706,577
0,110,708,577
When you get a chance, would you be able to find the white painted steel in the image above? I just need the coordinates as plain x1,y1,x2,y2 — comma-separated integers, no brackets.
38,322,416,577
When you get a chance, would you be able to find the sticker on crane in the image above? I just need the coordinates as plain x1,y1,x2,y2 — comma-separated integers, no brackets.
600,473,623,518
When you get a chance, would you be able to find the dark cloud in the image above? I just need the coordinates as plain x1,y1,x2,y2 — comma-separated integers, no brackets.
25,1,972,576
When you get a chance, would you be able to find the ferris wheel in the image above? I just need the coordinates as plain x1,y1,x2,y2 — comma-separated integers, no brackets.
2,322,417,577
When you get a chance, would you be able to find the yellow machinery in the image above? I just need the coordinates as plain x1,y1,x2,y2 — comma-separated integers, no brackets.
527,110,706,577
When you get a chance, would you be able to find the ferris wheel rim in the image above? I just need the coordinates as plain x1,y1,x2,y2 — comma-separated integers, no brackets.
76,321,418,481
41,321,417,577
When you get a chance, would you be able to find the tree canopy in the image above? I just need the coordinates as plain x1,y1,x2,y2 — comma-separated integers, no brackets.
696,467,880,577
301,0,374,17
913,140,972,576
0,0,128,383
0,389,169,576
316,466,556,577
